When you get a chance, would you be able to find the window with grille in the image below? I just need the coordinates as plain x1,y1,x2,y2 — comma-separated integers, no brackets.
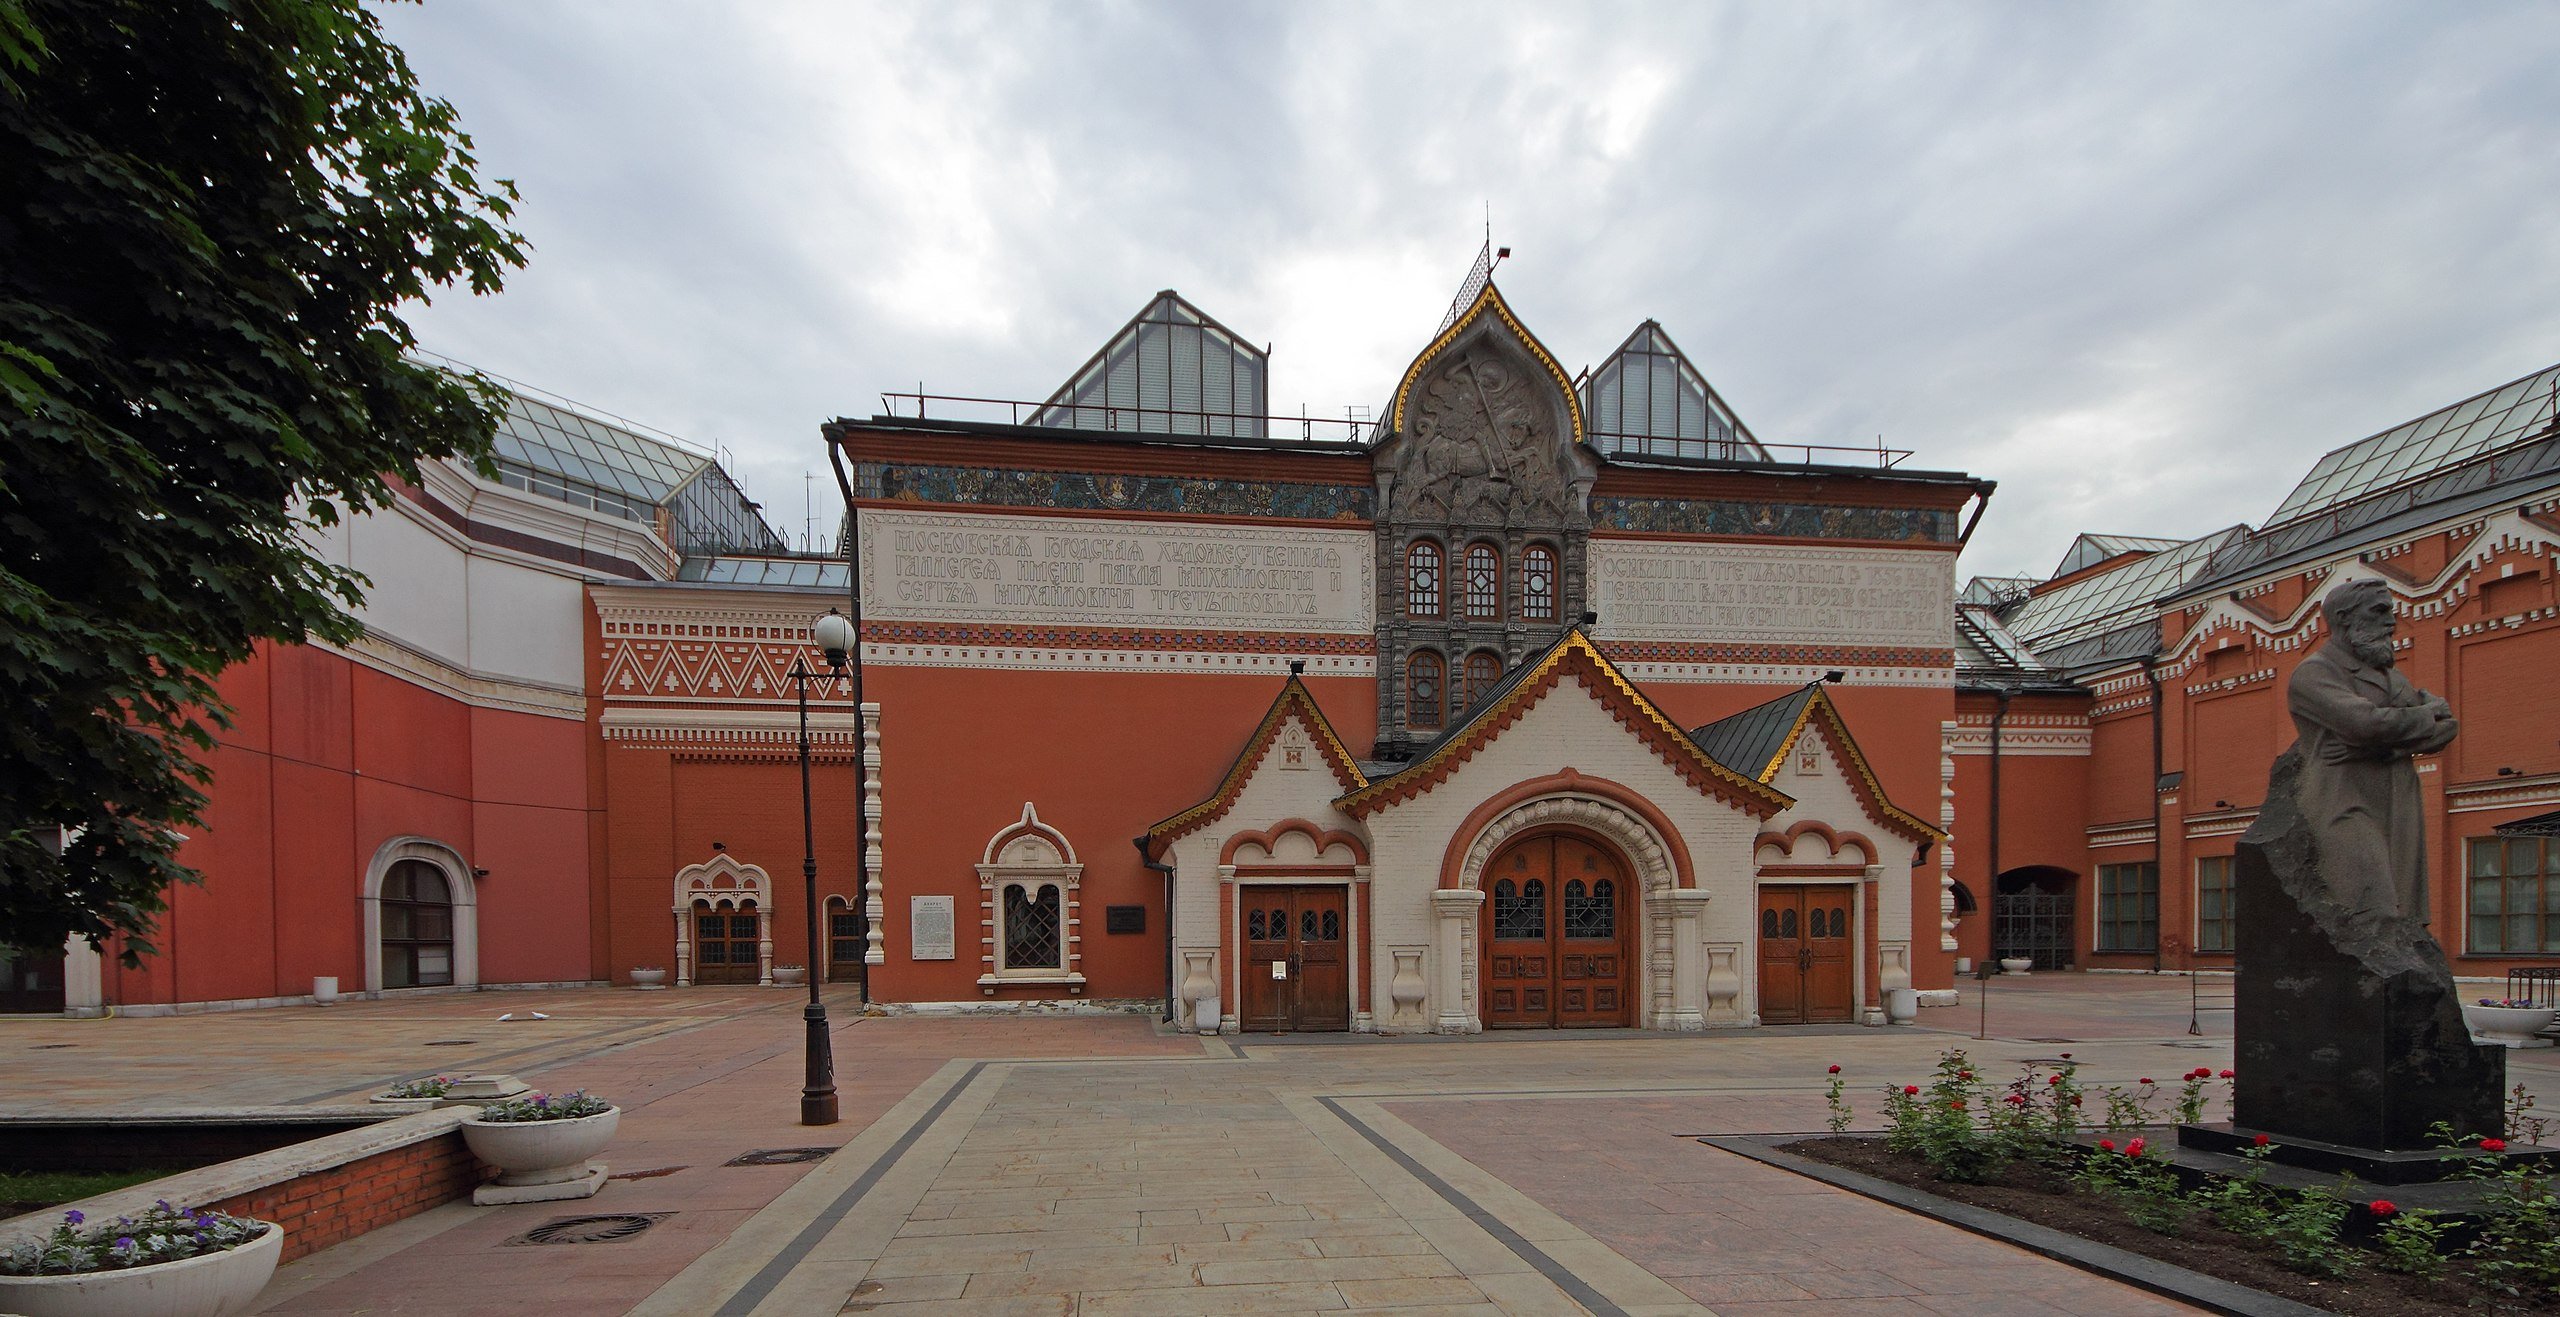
2468,836,2560,954
2195,856,2236,953
1521,545,1556,621
828,901,864,968
1406,540,1442,618
1407,651,1444,731
2097,862,2159,953
380,859,455,989
1464,542,1501,619
1001,883,1063,971
1461,650,1502,712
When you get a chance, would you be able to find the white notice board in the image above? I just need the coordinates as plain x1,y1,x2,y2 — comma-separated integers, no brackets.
910,895,956,960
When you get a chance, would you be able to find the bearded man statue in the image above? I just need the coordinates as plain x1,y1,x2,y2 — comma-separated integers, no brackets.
2285,578,2459,925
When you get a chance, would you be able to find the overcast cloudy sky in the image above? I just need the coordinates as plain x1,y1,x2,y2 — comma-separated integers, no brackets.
378,1,2560,580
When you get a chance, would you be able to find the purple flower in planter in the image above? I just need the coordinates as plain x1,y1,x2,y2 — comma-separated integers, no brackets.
63,1209,84,1225
534,1094,550,1108
113,1237,135,1252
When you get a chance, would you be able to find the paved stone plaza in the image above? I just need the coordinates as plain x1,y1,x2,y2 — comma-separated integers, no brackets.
5,976,2551,1315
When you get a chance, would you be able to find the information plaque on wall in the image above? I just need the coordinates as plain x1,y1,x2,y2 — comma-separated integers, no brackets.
909,895,956,960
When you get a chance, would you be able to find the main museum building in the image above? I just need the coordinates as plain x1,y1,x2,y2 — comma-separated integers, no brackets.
12,276,2560,1028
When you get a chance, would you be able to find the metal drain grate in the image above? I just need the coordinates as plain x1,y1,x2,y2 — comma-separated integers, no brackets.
505,1213,673,1246
725,1146,838,1166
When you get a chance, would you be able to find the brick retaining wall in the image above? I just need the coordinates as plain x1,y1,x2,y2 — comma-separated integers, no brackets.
209,1129,491,1262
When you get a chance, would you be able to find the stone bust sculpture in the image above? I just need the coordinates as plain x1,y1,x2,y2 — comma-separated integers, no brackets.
2285,578,2458,924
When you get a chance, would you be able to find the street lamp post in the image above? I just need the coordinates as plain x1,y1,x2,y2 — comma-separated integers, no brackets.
791,607,857,1126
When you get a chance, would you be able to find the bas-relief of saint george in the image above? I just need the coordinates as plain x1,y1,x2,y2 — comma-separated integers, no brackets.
2285,578,2460,925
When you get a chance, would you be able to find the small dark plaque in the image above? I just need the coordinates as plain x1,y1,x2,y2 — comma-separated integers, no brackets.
1105,905,1145,934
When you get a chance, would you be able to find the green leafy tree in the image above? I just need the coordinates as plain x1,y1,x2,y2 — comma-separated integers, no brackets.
0,0,526,961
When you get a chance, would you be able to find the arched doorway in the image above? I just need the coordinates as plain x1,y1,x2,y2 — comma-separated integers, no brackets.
1481,831,1631,1028
361,837,478,996
1994,866,2077,970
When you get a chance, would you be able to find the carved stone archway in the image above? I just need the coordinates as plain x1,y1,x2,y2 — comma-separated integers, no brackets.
673,853,773,987
1433,793,1710,1032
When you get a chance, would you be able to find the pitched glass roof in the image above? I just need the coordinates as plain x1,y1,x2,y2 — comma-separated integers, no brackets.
2050,533,2182,580
1028,291,1268,438
2001,526,2247,649
674,556,849,589
2264,362,2560,528
1581,322,1768,462
1956,576,2037,607
493,391,711,504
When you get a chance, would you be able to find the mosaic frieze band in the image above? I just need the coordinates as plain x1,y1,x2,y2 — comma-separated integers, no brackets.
862,622,1376,656
859,462,1373,522
1593,497,1958,544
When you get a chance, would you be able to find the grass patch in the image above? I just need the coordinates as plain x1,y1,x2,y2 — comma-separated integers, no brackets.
0,1169,174,1219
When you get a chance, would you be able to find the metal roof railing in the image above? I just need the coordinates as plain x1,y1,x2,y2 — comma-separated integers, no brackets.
876,392,1375,446
1591,432,1913,469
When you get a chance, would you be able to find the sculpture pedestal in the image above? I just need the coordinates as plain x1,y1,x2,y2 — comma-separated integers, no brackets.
2225,815,2502,1154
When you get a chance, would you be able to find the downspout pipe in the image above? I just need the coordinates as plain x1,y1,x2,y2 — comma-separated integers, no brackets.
1136,838,1176,1023
1987,687,2011,961
2145,654,2166,974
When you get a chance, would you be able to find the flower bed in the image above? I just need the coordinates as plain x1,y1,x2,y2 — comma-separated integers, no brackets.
0,1201,268,1277
1795,1050,2560,1314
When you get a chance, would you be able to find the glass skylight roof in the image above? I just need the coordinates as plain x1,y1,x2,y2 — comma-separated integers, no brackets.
2264,363,2560,528
2050,534,2182,581
493,392,710,504
1028,291,1268,438
1581,323,1767,462
675,556,849,589
2001,526,2247,649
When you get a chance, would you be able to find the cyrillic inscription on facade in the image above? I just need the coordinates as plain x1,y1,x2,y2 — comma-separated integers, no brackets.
1588,540,1953,648
862,509,1374,633
910,895,956,960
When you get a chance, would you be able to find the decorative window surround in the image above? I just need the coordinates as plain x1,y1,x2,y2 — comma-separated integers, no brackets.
976,804,1087,992
673,853,773,987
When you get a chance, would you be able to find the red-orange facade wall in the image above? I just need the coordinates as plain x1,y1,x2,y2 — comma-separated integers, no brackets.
109,639,596,1007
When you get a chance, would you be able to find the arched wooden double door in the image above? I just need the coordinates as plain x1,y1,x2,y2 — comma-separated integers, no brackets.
1482,832,1632,1028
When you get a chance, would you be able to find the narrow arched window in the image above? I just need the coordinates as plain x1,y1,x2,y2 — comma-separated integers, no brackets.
1407,650,1444,730
381,860,455,988
1522,545,1557,622
1406,540,1442,618
1462,649,1502,711
1465,542,1501,620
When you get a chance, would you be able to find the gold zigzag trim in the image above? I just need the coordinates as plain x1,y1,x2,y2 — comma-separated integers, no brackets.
1761,688,1946,843
1336,631,1785,815
1147,679,1367,846
1389,283,1587,446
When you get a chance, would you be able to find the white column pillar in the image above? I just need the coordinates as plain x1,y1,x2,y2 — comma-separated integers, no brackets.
1429,888,1485,1035
757,906,775,987
674,907,692,988
1662,887,1713,1031
1351,865,1374,1032
863,702,887,966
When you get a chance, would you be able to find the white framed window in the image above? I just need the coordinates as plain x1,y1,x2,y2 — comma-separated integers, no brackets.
976,804,1087,990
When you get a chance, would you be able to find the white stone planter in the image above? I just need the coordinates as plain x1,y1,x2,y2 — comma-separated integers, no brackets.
772,967,807,987
462,1107,619,1202
628,968,667,989
2462,1003,2556,1048
0,1220,281,1317
1999,957,2033,975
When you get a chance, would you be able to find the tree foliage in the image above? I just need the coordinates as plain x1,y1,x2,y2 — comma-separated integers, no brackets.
0,0,527,960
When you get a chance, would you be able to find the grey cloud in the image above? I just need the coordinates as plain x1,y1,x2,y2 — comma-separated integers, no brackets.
377,1,2560,574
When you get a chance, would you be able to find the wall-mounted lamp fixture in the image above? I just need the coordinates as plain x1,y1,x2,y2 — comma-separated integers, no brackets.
472,867,490,879
2499,767,2520,777
1823,670,1846,684
711,841,726,852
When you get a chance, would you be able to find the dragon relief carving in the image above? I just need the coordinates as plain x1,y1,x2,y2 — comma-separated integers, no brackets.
1393,349,1571,527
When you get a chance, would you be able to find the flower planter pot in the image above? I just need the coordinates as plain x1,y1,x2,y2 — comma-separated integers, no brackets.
1999,958,2033,975
2462,1003,2556,1048
771,967,807,987
0,1220,281,1317
462,1106,619,1202
628,968,667,989
367,1092,441,1111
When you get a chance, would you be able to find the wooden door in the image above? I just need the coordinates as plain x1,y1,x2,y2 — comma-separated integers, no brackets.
1484,834,1631,1029
1237,886,1350,1033
693,902,761,984
1757,885,1856,1024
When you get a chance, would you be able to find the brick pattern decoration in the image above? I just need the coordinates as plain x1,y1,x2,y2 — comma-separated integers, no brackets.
210,1132,491,1262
